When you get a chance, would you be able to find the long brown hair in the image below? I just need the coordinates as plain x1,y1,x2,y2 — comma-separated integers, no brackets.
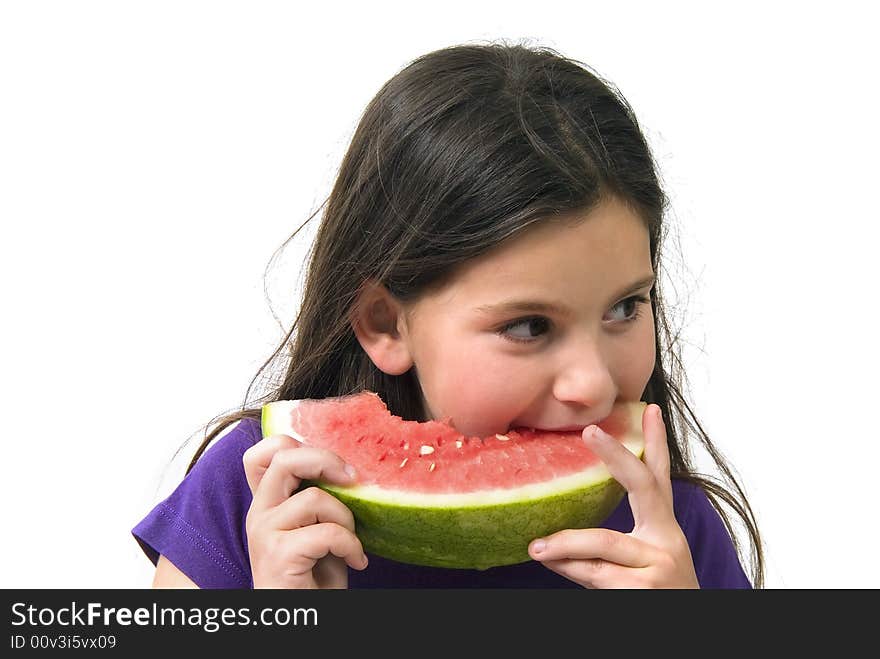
181,40,764,587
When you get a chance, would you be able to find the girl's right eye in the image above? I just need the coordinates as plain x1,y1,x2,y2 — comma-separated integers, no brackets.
498,317,551,343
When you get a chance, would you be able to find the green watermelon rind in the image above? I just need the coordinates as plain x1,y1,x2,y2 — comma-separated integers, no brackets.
320,477,628,569
261,398,646,570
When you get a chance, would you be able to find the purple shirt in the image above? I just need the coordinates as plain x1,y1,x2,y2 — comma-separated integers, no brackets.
132,417,752,588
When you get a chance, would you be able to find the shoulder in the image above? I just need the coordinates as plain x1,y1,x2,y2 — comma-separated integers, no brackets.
189,416,263,476
170,415,263,524
670,479,728,537
172,416,263,500
671,479,753,589
670,479,711,525
132,416,263,588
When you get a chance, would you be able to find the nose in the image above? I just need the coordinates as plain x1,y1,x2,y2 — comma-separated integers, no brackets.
551,338,616,413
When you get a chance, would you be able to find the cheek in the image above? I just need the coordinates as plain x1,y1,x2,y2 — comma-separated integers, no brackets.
618,316,657,398
420,342,532,436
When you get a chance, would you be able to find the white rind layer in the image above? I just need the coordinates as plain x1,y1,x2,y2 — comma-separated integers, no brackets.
271,399,306,442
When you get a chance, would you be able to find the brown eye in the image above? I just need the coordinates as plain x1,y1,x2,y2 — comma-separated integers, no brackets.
499,317,551,343
605,295,650,324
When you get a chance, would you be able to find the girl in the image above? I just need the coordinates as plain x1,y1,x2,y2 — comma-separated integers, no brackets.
133,41,764,589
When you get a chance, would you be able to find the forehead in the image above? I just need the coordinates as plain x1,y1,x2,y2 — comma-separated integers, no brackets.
433,198,652,304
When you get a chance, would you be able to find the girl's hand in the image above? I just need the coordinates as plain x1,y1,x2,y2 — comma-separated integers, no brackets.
528,404,699,589
242,434,369,589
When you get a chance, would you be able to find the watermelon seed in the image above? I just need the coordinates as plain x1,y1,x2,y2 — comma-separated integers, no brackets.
419,445,435,456
429,463,436,472
399,458,408,468
496,434,510,441
455,440,463,449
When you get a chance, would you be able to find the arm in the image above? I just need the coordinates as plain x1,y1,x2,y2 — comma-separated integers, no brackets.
152,554,199,588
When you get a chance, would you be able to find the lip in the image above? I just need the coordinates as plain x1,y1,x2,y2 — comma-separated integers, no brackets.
511,426,604,433
518,426,589,433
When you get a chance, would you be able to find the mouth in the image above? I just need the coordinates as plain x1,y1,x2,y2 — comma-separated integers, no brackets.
511,425,588,435
509,417,614,435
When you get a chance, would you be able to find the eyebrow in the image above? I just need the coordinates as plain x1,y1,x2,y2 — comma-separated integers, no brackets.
474,273,656,317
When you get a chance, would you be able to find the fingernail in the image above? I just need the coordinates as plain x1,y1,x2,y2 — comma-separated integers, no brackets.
586,425,608,441
530,539,546,555
657,405,663,420
361,554,369,569
344,463,357,479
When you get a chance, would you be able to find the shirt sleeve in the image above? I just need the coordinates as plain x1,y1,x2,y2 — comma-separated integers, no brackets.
677,481,753,589
131,418,261,589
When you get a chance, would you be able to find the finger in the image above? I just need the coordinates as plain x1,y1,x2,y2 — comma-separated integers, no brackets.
539,557,647,589
281,522,369,572
249,444,356,512
643,404,673,503
242,433,301,495
268,485,357,533
582,424,670,527
528,528,657,568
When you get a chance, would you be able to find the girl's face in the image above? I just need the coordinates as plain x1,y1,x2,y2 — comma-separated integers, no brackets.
399,196,656,437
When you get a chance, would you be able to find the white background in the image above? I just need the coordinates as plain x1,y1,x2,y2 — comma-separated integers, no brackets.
2,1,877,589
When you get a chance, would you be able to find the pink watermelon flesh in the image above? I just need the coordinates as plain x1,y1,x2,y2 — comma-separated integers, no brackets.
276,391,634,493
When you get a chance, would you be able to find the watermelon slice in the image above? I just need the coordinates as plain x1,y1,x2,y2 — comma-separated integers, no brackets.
261,391,646,570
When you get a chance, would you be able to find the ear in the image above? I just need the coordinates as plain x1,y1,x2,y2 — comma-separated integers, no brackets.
350,281,414,376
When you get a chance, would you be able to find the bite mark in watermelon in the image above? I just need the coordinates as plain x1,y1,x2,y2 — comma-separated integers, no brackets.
261,391,646,570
